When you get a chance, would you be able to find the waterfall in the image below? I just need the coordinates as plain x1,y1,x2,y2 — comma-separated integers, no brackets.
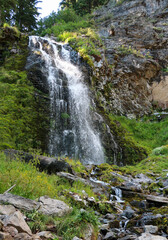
28,36,105,165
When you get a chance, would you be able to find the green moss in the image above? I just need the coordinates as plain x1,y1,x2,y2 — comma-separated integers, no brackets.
0,26,50,152
109,114,168,151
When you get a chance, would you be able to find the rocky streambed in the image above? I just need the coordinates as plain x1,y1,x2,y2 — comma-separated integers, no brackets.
0,152,168,240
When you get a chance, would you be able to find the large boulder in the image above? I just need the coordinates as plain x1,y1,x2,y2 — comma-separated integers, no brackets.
38,196,71,217
3,149,73,174
0,194,40,212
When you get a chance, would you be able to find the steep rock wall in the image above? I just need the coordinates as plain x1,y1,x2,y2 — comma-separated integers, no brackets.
92,0,168,116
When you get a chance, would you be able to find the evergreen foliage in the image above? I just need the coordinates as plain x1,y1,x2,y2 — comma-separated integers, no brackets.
60,0,109,15
0,0,40,32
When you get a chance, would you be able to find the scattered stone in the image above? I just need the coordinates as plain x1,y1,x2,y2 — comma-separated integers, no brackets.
103,231,116,240
146,195,168,205
37,231,55,239
2,226,18,237
138,232,167,240
104,214,115,220
121,206,135,219
83,224,95,240
14,233,32,240
38,196,71,216
2,210,32,235
144,225,158,234
100,224,109,235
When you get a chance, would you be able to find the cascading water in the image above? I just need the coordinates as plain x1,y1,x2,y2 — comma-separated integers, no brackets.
29,36,104,165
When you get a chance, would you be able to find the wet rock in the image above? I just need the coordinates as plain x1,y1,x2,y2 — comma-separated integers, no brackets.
118,236,138,240
104,214,115,220
121,206,135,219
103,231,116,240
108,220,120,228
100,224,109,235
134,174,153,184
146,195,168,206
38,196,71,216
144,225,158,234
2,210,32,235
138,232,167,240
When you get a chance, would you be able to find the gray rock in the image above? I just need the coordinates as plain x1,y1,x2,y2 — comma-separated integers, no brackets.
146,195,168,205
2,210,32,235
38,196,71,216
72,237,82,240
0,205,16,216
14,233,39,240
0,194,40,212
4,149,73,174
121,206,135,219
37,231,55,239
144,225,158,234
103,231,116,240
138,232,167,240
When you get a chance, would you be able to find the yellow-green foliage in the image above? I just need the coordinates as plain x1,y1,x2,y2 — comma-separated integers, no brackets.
58,28,103,66
64,157,87,175
118,45,152,59
108,114,148,165
0,26,49,151
3,23,20,38
109,114,168,151
121,151,168,177
0,153,97,201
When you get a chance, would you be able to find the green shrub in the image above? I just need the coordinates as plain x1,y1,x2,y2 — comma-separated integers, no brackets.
152,145,168,156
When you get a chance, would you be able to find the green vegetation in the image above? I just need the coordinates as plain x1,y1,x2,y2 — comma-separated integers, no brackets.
0,152,97,201
0,152,99,239
109,114,168,151
37,9,102,66
121,150,168,178
0,26,49,151
60,0,109,15
0,0,40,31
25,208,98,239
118,45,152,59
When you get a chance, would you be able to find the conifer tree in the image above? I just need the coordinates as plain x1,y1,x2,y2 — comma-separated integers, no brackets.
15,0,41,31
0,0,17,25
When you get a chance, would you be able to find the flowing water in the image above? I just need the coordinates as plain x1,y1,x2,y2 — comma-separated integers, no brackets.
29,36,104,165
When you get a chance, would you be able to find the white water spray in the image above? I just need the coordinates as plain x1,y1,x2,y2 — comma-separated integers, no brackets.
29,36,105,165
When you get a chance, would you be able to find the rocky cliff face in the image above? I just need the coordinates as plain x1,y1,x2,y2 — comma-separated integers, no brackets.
92,0,168,116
